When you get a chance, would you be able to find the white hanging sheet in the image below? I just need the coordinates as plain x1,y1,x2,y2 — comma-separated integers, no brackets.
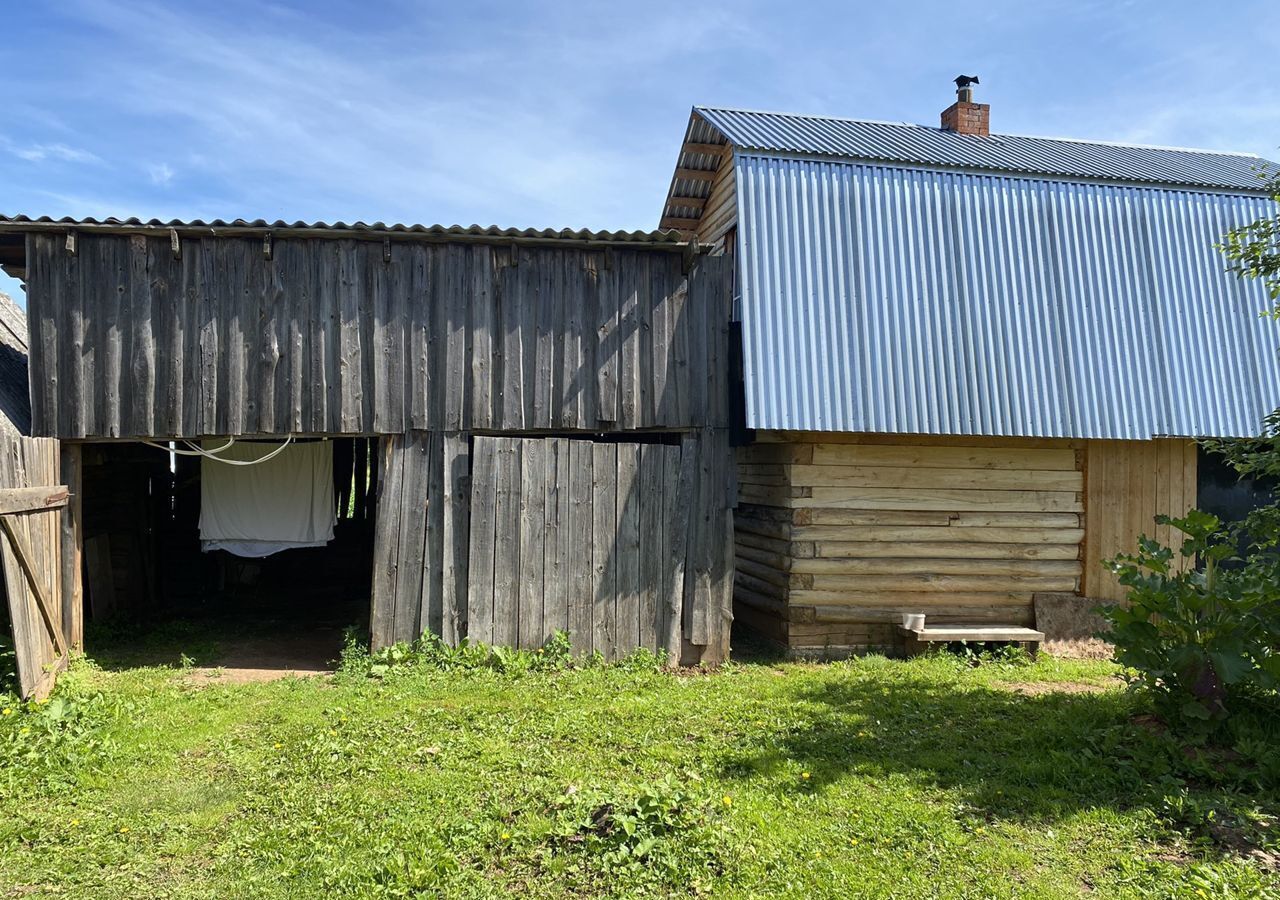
198,440,337,558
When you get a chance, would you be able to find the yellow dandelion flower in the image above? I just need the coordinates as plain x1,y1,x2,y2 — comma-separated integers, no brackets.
500,832,511,841
722,795,732,806
69,819,80,827
801,771,810,780
119,826,130,834
1,708,11,716
328,730,337,737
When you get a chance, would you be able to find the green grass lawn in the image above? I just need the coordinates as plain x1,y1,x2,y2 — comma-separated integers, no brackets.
1,627,1277,899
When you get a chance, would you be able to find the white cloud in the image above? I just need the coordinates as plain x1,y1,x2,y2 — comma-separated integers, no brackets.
149,162,174,186
6,141,99,164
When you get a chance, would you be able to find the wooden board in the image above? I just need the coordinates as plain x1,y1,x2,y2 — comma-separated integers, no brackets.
0,436,66,699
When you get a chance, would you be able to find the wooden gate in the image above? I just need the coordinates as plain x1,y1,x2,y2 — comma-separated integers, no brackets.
465,435,730,664
0,436,69,699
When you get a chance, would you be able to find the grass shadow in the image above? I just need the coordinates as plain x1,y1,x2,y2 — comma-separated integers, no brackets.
719,664,1278,828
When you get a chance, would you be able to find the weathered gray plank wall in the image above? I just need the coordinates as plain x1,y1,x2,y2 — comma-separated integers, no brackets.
25,233,724,439
375,431,732,666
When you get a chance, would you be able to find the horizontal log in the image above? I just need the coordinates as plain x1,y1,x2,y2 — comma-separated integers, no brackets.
674,167,717,183
796,573,1079,593
808,444,1079,471
811,605,1036,626
810,540,1082,560
682,142,730,156
795,488,1084,513
735,543,791,571
789,589,1031,606
733,530,792,555
791,557,1083,577
799,509,1082,528
783,465,1083,492
792,525,1084,545
733,568,787,599
735,555,789,588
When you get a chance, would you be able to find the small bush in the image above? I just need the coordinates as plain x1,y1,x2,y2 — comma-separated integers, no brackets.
1101,509,1280,736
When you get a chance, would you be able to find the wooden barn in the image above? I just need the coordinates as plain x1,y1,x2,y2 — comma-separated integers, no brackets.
659,84,1280,656
0,218,735,696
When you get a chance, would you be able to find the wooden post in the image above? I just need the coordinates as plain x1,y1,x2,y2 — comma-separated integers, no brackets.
59,444,83,650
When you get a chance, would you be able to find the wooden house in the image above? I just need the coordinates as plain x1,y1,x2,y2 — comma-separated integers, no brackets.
0,220,735,696
658,83,1280,656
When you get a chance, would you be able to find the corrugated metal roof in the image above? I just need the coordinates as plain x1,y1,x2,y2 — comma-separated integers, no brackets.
735,153,1280,439
0,215,687,245
698,106,1277,192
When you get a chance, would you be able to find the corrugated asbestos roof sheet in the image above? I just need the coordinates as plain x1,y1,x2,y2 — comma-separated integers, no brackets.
735,154,1280,439
0,215,686,245
697,106,1277,192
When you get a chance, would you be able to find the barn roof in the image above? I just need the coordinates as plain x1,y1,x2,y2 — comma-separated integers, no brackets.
0,215,687,246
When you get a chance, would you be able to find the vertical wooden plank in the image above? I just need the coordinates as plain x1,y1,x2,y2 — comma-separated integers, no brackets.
443,246,468,431
596,250,620,425
221,239,247,435
175,241,199,437
125,235,154,437
419,431,446,637
498,250,525,430
371,242,394,433
440,432,471,644
591,442,617,658
196,239,219,435
59,443,83,651
465,436,498,644
336,240,363,433
615,442,641,654
665,438,695,664
369,436,405,649
651,257,675,428
561,254,585,429
261,246,287,434
408,244,433,430
102,234,125,438
567,439,594,655
517,439,546,648
685,431,713,649
491,438,521,647
618,252,639,430
686,264,709,427
637,444,663,653
147,237,179,437
65,235,88,438
28,237,58,437
542,438,569,640
635,255,654,428
391,432,431,642
469,245,495,430
532,249,554,429
670,266,691,427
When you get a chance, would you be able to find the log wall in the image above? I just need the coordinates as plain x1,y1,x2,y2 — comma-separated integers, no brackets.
24,233,728,439
735,433,1086,655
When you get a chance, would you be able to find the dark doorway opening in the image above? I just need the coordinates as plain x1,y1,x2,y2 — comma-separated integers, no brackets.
79,437,378,676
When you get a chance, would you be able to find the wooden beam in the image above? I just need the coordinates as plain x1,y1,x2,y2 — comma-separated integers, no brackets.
669,195,708,210
674,167,717,183
682,142,729,156
660,217,703,231
0,514,68,657
0,486,69,515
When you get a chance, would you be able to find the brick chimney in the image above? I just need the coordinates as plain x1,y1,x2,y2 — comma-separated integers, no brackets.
941,75,989,136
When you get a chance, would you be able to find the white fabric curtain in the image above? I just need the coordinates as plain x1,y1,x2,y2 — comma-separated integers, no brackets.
198,440,337,558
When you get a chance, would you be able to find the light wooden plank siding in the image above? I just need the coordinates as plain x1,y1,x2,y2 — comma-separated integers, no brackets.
1081,439,1198,602
24,233,729,438
695,151,737,249
734,432,1086,655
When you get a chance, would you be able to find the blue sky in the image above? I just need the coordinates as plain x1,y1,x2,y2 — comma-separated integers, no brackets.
2,0,1277,302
